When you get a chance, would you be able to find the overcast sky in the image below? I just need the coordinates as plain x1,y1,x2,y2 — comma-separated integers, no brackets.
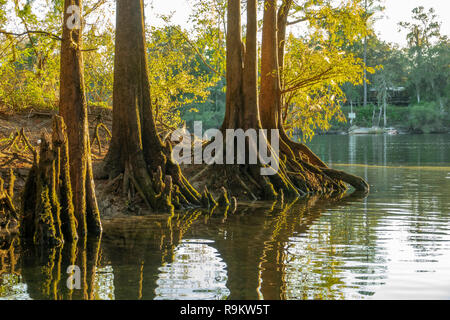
373,0,450,46
147,0,450,47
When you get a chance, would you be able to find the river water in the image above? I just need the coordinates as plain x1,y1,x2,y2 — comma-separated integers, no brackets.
1,134,449,300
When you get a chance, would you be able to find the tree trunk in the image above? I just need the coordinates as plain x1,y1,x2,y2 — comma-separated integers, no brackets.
430,78,444,114
363,0,368,107
103,0,201,211
416,82,421,103
372,104,376,126
242,0,260,130
277,0,293,83
222,0,244,130
377,103,382,127
260,0,280,131
276,0,292,125
186,0,369,200
215,0,369,199
22,0,100,243
59,0,101,236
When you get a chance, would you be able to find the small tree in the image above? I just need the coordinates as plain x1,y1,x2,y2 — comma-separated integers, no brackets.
399,6,441,104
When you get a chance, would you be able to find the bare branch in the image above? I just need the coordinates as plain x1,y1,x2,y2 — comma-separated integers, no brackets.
0,29,62,41
287,16,308,25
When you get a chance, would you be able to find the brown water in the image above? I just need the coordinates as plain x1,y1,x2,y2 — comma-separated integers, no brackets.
1,133,449,300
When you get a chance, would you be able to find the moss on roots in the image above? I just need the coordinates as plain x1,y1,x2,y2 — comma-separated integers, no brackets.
186,135,368,203
21,116,79,246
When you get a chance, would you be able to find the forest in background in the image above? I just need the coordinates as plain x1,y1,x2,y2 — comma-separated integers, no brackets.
1,0,447,142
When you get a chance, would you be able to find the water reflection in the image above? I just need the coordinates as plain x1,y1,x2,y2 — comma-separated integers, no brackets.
155,239,230,300
0,236,30,300
20,236,101,300
0,134,449,299
311,133,450,167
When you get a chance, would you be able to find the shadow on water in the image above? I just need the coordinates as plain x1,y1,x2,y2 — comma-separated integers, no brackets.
0,190,369,300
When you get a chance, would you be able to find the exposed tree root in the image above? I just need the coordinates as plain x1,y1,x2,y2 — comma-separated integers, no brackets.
187,134,368,203
103,145,221,214
1,128,35,155
279,130,369,193
0,169,19,233
0,128,36,166
90,122,111,154
320,167,370,192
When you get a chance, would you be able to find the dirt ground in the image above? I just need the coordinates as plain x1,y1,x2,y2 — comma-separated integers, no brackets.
0,105,220,223
0,105,119,218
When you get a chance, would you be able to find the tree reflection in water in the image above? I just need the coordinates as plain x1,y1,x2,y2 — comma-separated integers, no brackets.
19,236,102,300
0,191,369,300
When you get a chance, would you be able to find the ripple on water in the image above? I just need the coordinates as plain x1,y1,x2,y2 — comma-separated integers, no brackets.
154,239,230,300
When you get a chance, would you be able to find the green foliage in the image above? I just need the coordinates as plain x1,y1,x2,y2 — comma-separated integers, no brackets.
398,6,446,106
0,48,60,110
176,0,227,131
0,1,61,109
337,5,449,135
146,24,217,129
0,1,215,124
0,0,7,27
0,0,115,110
282,0,371,141
179,77,226,131
407,102,447,133
83,7,116,107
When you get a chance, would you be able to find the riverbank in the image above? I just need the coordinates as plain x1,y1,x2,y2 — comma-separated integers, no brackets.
1,104,448,226
326,103,450,135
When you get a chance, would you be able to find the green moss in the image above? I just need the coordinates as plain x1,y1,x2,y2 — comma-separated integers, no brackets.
217,187,230,207
50,163,63,242
8,168,15,199
34,185,61,246
203,186,218,208
59,144,78,241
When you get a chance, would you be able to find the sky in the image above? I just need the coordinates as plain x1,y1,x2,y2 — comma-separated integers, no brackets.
373,0,450,46
147,0,450,47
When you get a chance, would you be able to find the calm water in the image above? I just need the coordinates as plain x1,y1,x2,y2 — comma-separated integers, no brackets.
1,134,449,300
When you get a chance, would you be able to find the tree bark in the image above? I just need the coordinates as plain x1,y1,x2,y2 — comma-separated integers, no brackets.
260,0,280,131
242,0,260,130
277,0,293,77
59,0,102,236
21,116,79,245
222,0,244,130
